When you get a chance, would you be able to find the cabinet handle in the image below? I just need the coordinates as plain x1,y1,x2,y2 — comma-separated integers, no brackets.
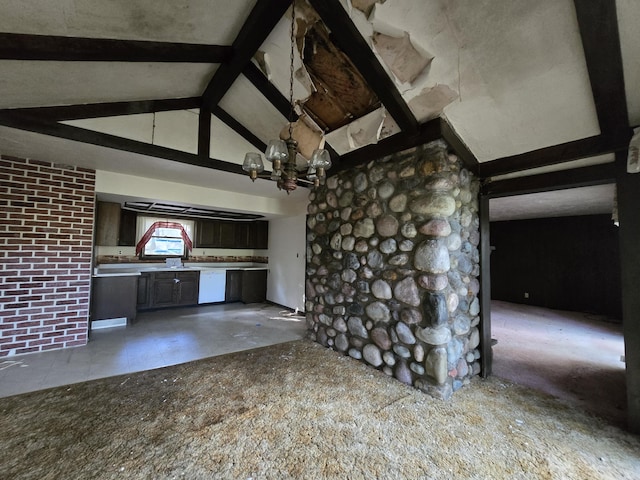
174,278,180,283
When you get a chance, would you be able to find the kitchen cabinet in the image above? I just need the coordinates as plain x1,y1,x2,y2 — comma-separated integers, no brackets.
225,270,243,302
241,269,268,303
138,271,200,309
92,275,138,322
95,201,121,246
118,209,137,246
195,219,269,249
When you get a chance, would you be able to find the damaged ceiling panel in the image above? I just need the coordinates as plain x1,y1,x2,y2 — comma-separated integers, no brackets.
298,19,381,132
372,31,433,84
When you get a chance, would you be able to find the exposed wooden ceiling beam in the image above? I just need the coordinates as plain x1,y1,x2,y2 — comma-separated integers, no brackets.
307,0,418,134
482,163,616,198
573,0,630,142
479,134,628,178
212,106,267,153
0,33,232,63
0,98,202,121
332,118,440,175
0,112,243,175
439,118,478,175
201,0,291,111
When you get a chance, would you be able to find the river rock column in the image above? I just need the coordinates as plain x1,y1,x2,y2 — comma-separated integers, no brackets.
305,140,481,400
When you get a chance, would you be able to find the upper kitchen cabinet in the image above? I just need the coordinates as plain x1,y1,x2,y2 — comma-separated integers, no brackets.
195,220,268,249
95,201,121,246
118,209,137,247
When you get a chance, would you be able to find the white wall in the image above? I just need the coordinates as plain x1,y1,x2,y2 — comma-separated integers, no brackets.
267,214,307,312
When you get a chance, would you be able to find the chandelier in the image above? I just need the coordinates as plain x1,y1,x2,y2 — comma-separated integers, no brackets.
242,0,331,193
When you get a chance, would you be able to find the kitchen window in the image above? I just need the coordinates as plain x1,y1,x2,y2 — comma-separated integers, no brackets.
136,216,194,258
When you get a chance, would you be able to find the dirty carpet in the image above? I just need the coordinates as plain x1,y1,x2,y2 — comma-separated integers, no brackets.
1,340,638,479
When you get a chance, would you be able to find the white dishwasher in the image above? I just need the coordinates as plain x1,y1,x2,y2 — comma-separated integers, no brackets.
198,269,226,303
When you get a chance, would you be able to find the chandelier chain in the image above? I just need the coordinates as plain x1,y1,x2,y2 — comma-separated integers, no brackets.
288,0,296,139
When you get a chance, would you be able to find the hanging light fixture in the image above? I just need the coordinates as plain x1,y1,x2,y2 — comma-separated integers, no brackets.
242,0,331,193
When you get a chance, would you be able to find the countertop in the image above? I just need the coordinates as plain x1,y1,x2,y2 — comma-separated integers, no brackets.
93,263,269,278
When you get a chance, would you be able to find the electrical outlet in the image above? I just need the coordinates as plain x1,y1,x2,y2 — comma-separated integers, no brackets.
524,292,529,299
118,250,122,255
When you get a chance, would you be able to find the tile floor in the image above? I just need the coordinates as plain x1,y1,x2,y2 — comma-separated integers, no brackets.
0,302,307,398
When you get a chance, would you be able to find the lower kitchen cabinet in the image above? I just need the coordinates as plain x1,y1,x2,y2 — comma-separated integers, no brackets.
92,275,138,322
225,270,243,302
138,271,200,310
241,269,267,304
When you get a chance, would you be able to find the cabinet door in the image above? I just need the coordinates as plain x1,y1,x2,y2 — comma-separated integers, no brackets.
176,271,199,305
137,273,151,309
95,201,121,246
119,209,137,246
151,273,177,307
235,222,250,248
196,219,221,248
253,221,269,249
225,270,243,302
241,270,267,304
219,221,236,248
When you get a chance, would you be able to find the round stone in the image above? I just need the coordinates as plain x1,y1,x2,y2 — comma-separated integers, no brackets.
469,327,480,349
379,238,397,254
348,348,362,360
344,253,360,270
389,194,407,212
342,269,357,283
393,344,411,358
395,362,412,385
447,233,462,251
354,172,368,192
423,292,448,327
371,327,391,350
393,277,420,306
363,344,383,366
335,333,349,351
327,176,339,189
400,308,422,325
415,325,451,346
330,232,342,250
378,181,395,199
365,301,391,323
326,191,338,208
367,202,383,218
419,219,452,237
447,337,463,365
333,317,347,333
409,193,456,216
410,363,425,375
447,293,459,312
353,218,375,238
453,314,471,335
339,191,354,207
340,223,353,236
399,239,414,252
469,298,480,316
401,223,417,238
395,322,416,344
347,317,368,338
425,346,448,384
414,240,450,273
388,254,409,266
383,351,396,366
414,344,425,362
366,250,384,269
355,240,368,252
371,279,392,299
341,207,352,221
376,215,399,237
342,236,355,251
457,358,469,378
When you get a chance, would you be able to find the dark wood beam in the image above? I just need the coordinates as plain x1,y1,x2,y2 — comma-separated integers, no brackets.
0,98,202,122
212,106,267,153
440,118,478,175
483,163,616,198
479,194,492,378
307,0,418,133
198,111,212,158
479,134,628,178
0,33,232,63
615,150,640,433
0,112,243,175
201,0,291,111
332,118,440,175
574,0,629,140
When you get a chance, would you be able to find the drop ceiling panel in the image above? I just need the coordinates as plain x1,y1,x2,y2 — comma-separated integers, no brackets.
372,0,600,161
210,114,261,166
617,0,640,126
0,61,218,109
0,0,257,44
219,74,288,144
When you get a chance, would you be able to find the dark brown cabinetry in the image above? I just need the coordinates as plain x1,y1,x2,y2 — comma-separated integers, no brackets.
92,275,138,322
241,269,268,304
138,271,199,310
225,270,243,302
119,209,137,246
195,220,268,249
95,201,121,246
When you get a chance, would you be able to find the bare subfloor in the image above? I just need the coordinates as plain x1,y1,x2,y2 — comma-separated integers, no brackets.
1,340,638,479
491,301,626,428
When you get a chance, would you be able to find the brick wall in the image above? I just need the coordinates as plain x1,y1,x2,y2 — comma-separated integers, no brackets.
0,155,95,356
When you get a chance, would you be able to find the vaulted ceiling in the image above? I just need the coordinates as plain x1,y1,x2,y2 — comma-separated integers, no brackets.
0,0,636,220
